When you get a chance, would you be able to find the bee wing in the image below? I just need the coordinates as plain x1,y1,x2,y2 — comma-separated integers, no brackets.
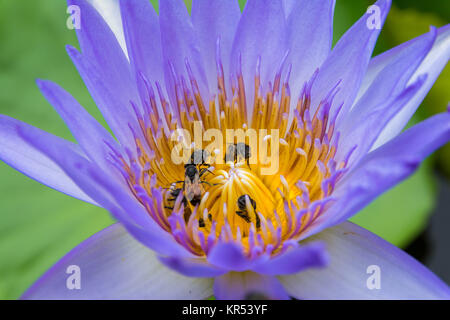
184,174,203,202
225,144,235,162
184,176,194,201
192,173,202,195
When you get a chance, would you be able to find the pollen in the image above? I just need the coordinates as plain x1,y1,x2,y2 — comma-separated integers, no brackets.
109,47,352,258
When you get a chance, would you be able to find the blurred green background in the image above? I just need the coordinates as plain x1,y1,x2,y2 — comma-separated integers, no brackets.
0,0,448,299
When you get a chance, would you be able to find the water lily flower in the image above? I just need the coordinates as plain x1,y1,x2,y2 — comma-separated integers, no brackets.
1,0,449,300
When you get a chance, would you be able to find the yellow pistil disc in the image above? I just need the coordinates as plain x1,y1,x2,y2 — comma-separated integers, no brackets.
121,62,346,257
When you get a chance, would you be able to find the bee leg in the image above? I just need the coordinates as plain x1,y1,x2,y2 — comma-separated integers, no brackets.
200,181,221,187
199,168,208,178
203,164,216,176
199,168,216,178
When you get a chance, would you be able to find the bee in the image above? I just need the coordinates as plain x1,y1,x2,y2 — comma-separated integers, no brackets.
165,163,214,210
236,194,260,229
182,163,206,206
189,149,209,166
188,149,215,177
165,150,218,225
164,185,185,208
224,143,251,166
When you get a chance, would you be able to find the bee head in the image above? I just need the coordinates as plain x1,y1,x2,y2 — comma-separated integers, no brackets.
237,194,256,211
190,149,209,165
184,164,198,182
236,143,251,158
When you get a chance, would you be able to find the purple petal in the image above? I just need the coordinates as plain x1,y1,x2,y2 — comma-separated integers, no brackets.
36,80,122,178
17,124,192,258
207,242,255,272
86,0,127,54
22,223,213,300
15,123,139,226
349,27,436,120
282,0,296,17
338,25,439,165
230,0,287,119
372,25,450,148
158,255,227,278
67,0,140,148
121,221,195,259
214,272,289,300
192,0,241,92
0,115,96,205
280,222,450,299
310,0,391,124
120,0,164,87
251,242,329,276
302,111,450,238
286,0,335,105
159,0,209,104
357,25,449,111
337,74,427,167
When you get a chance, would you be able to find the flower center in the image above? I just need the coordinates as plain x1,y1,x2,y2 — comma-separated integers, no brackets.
111,53,352,257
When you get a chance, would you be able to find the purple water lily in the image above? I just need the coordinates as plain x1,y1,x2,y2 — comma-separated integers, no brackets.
1,0,449,300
